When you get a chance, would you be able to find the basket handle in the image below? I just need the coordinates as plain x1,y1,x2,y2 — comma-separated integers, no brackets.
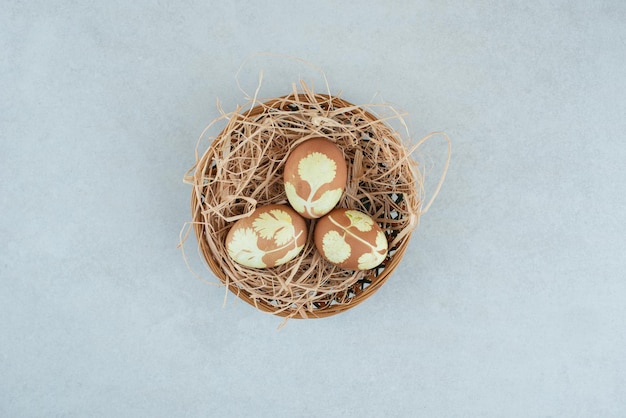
412,131,451,215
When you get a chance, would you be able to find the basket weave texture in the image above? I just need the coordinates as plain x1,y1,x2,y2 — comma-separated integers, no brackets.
189,90,422,319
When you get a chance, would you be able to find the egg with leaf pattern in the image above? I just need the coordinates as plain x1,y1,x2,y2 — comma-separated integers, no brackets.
225,204,307,268
314,208,388,271
283,138,347,219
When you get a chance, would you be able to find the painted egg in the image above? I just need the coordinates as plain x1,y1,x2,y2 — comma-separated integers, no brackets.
225,204,307,269
314,208,388,271
283,138,347,219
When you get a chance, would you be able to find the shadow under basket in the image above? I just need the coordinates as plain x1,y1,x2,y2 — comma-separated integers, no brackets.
189,91,423,319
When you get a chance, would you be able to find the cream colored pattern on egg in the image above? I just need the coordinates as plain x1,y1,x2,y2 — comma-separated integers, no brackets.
285,151,342,218
345,210,374,231
357,231,388,269
253,209,295,245
321,230,351,263
227,227,267,268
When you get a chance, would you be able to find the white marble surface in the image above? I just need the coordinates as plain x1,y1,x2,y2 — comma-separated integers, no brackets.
2,1,625,416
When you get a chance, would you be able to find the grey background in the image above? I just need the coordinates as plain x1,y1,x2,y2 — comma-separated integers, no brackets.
2,1,625,417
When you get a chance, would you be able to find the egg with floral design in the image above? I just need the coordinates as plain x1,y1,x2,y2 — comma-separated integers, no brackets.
225,204,307,268
314,208,388,271
283,138,347,219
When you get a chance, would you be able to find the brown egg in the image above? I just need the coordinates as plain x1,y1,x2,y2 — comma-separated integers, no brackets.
225,204,307,269
314,208,388,271
283,138,347,219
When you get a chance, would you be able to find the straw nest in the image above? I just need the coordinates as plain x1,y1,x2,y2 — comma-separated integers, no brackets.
185,83,429,319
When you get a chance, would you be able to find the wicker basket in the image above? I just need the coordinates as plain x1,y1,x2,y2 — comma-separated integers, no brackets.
189,90,424,319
